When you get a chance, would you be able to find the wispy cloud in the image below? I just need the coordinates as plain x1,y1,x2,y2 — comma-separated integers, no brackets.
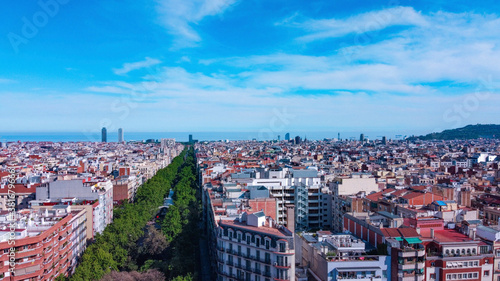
155,0,237,48
0,78,16,84
113,57,161,75
280,6,428,42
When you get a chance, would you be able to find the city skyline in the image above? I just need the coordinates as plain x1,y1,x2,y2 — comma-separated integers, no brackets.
2,0,499,133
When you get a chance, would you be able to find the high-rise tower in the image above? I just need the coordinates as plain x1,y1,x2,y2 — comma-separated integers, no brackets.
118,128,124,143
101,127,107,142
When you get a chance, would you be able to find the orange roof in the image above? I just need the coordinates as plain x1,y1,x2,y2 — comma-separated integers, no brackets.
402,192,446,206
366,188,396,201
424,229,474,243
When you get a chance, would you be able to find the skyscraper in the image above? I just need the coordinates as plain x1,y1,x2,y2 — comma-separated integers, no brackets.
118,128,124,143
360,133,364,142
189,134,193,143
101,127,107,142
382,136,387,145
285,132,290,141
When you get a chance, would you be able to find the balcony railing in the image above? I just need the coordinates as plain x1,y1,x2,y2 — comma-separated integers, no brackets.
274,262,292,268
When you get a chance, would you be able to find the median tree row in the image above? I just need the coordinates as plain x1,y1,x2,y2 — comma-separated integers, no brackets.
159,147,200,280
69,149,187,281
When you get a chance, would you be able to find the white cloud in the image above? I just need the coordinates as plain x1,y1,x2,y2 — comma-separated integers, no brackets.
113,57,162,76
0,78,15,84
155,0,237,48
284,6,428,42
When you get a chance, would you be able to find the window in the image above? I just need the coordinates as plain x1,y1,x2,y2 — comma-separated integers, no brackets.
279,243,286,252
256,238,260,247
474,261,479,266
247,235,250,245
265,240,270,250
430,273,436,279
485,270,490,276
473,273,478,278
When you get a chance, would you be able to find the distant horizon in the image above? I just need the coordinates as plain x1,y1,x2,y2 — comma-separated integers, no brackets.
0,130,424,142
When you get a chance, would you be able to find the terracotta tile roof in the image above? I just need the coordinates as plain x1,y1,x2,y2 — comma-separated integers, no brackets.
402,192,446,206
380,228,419,238
0,184,37,194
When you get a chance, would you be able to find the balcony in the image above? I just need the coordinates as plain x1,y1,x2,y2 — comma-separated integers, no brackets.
226,260,234,266
398,263,424,270
273,262,292,268
399,250,425,257
337,278,382,281
325,255,381,262
398,275,424,281
264,271,272,278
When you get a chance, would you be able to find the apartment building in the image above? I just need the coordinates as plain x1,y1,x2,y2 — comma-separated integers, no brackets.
250,167,327,230
216,212,295,281
329,174,379,232
112,175,139,203
30,198,99,240
0,206,86,280
36,178,113,232
0,184,37,211
423,228,494,281
296,231,390,281
381,228,426,281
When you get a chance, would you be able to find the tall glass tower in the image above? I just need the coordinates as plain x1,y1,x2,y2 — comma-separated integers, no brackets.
118,128,124,142
101,127,107,142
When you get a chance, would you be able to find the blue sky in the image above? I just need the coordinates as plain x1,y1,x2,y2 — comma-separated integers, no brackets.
1,0,499,135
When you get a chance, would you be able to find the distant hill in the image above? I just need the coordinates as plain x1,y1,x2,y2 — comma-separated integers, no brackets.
412,124,500,140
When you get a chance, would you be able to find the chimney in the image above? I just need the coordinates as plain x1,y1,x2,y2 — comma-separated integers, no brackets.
431,228,435,239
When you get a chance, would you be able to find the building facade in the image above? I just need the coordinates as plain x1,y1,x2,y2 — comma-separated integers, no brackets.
215,212,295,281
